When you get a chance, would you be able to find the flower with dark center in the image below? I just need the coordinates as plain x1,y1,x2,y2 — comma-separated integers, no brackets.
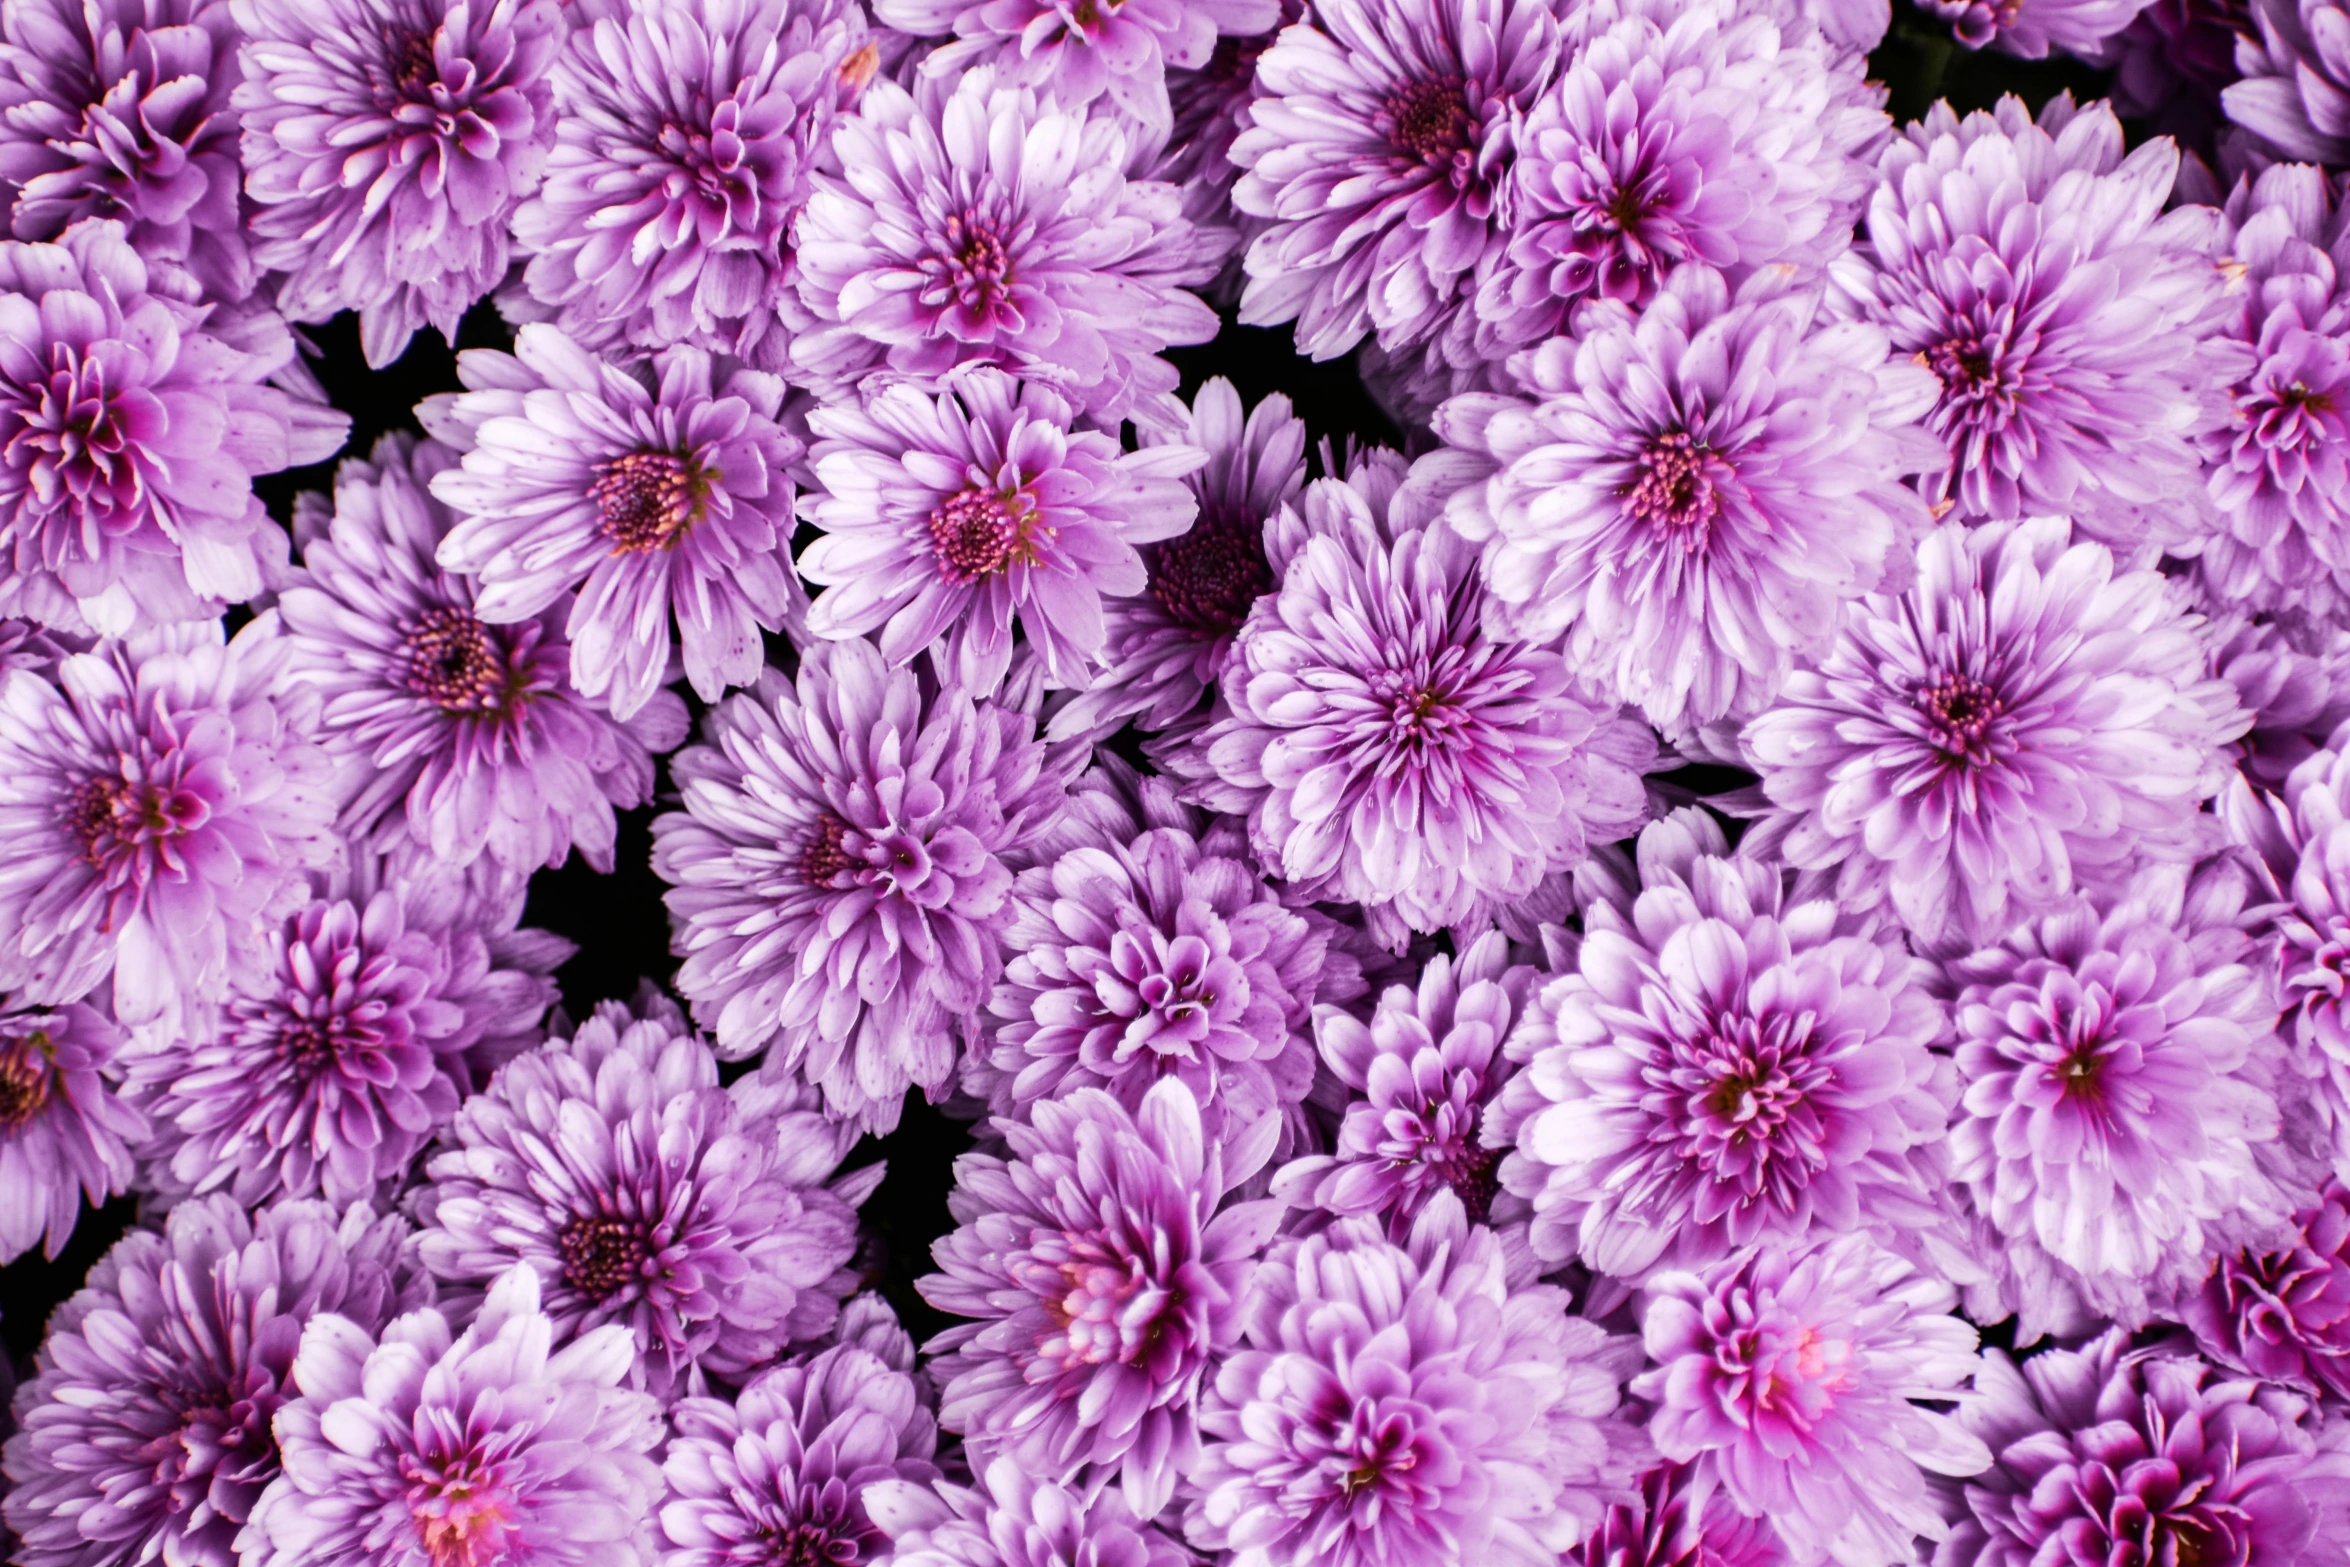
588,450,704,553
394,606,508,713
0,1000,139,1263
2188,1179,2350,1400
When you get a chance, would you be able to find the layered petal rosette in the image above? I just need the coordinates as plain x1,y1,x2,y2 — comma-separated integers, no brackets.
0,1000,142,1263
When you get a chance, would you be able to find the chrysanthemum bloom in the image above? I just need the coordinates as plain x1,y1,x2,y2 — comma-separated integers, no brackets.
1832,94,2246,555
1575,1462,1789,1567
1230,0,1557,365
1941,1330,2350,1567
1635,1234,1991,1567
921,1080,1279,1517
2208,612,2350,790
1471,0,1881,365
1273,929,1531,1233
280,434,687,878
2092,0,2249,151
1048,378,1307,741
1491,809,1951,1278
0,220,345,634
511,0,872,366
1919,0,2154,53
0,1000,141,1263
654,638,1070,1131
242,1264,664,1567
867,1456,1195,1567
418,1001,872,1398
2,1195,432,1567
1946,872,2298,1334
0,0,253,304
660,1331,942,1567
422,327,802,718
1741,516,2248,948
2188,1179,2350,1400
797,369,1202,696
792,74,1228,421
974,819,1334,1144
1181,461,1655,946
1440,265,1938,731
2228,0,2350,163
232,0,561,366
0,620,338,1024
126,884,565,1210
1187,1199,1646,1567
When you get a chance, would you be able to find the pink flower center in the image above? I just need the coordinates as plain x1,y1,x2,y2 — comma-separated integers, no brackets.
402,1453,518,1567
929,484,1044,581
799,814,859,887
63,773,206,870
7,344,136,514
1147,511,1274,634
397,606,514,713
558,1214,651,1300
0,1028,53,1131
1915,669,2005,765
937,211,1014,315
591,450,706,553
1626,431,1721,541
1383,77,1476,167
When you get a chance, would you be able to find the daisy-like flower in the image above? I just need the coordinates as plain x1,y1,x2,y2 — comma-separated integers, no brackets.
921,1080,1280,1518
2228,0,2350,164
1274,929,1532,1233
0,0,252,304
2,1196,432,1567
2188,1179,2350,1401
971,820,1332,1144
867,1456,1195,1567
0,219,345,635
418,1000,873,1398
792,73,1228,421
1493,809,1951,1278
1921,0,2156,53
1946,871,2297,1335
1472,0,1882,365
232,0,562,366
1231,0,1559,364
279,434,688,880
1942,1330,2350,1567
0,1000,141,1263
797,369,1203,696
1833,94,2247,555
1187,1198,1646,1567
653,637,1071,1131
0,620,337,1025
423,326,803,718
660,1307,942,1567
1048,378,1307,741
1741,517,2248,948
1440,264,1939,731
511,0,874,366
242,1264,665,1567
1635,1234,1991,1567
126,884,565,1210
1179,457,1656,947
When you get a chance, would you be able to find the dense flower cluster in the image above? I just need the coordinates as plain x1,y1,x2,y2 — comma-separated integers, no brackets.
16,6,2350,1567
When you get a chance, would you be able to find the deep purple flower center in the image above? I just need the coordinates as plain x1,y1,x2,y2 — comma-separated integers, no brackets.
1440,1142,1501,1223
1626,431,1721,542
929,484,1044,581
2069,1457,2244,1567
1926,331,2022,434
63,773,205,868
384,26,442,99
799,814,859,887
1915,669,2005,765
0,1028,54,1130
557,1214,652,1300
591,450,706,553
7,345,137,511
400,1448,519,1567
2245,377,2346,459
1146,511,1275,634
756,1513,867,1567
397,606,514,714
1382,77,1477,167
938,212,1013,311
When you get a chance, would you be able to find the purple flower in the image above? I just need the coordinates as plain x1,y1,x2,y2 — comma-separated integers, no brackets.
921,1080,1280,1518
511,0,874,366
1920,0,2154,53
1471,0,1882,364
1635,1234,1990,1567
1230,0,1558,363
1492,808,1952,1278
418,1000,872,1398
0,621,338,1025
241,1264,664,1567
2207,612,2350,790
231,0,562,366
1940,1330,2350,1567
125,883,566,1210
280,434,688,880
1834,95,2247,555
2,1195,432,1567
2227,0,2350,164
1153,10,1297,227
2189,1179,2350,1400
422,328,803,719
660,1305,942,1567
866,1456,1194,1567
1187,1200,1646,1567
1047,378,1307,742
1178,458,1656,946
1439,264,1939,730
797,369,1203,696
0,0,252,304
652,638,1070,1132
1575,1463,1789,1567
0,220,345,634
2092,0,2250,153
0,1000,141,1263
792,74,1228,421
1946,874,2297,1335
1274,929,1531,1233
1741,517,2249,948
